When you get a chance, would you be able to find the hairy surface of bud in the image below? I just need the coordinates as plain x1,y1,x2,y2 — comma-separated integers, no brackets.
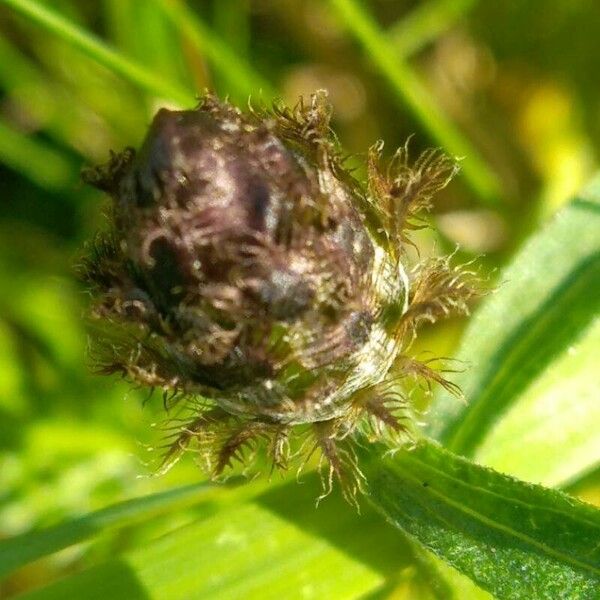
82,92,479,499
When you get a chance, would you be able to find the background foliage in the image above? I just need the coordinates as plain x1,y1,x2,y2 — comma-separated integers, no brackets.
0,1,599,598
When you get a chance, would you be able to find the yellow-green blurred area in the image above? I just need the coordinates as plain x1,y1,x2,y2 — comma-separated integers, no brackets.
0,0,599,596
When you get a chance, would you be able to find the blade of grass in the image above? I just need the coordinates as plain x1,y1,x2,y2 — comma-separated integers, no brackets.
0,482,215,578
213,0,251,58
474,317,600,488
102,0,132,52
2,0,194,106
328,0,500,204
153,0,275,102
104,0,197,91
427,176,600,468
390,0,478,57
16,473,411,600
0,119,76,189
0,30,146,157
0,30,43,88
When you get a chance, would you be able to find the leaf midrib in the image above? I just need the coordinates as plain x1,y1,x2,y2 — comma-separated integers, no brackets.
405,446,600,529
379,450,600,575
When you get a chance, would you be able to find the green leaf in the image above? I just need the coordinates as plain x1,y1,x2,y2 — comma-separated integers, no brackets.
0,482,216,578
391,532,494,599
213,0,251,58
0,118,76,189
17,474,411,600
103,0,196,91
427,177,600,486
152,0,276,103
362,438,600,600
3,0,194,106
475,317,600,487
389,0,477,58
328,0,500,204
20,442,600,600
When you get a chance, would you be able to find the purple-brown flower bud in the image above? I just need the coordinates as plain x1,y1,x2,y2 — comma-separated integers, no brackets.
81,92,480,500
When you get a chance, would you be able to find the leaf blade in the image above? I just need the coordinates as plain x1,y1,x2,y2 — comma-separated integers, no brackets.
3,0,194,106
0,482,215,578
0,118,76,189
152,0,276,102
17,474,412,600
427,180,600,478
475,317,600,487
328,0,500,204
362,438,600,600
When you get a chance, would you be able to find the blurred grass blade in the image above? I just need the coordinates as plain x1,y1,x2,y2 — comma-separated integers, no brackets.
0,483,215,578
389,0,477,57
427,175,600,480
0,119,76,189
17,474,411,600
362,438,600,600
103,0,198,91
213,0,251,58
17,444,600,600
0,30,43,88
328,0,500,204
475,317,600,487
153,0,276,102
0,30,146,158
211,0,252,100
2,0,194,106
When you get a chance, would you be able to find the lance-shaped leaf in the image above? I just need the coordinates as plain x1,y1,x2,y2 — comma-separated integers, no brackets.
14,473,411,600
361,438,600,600
427,176,600,483
0,482,216,579
475,317,600,487
20,441,600,600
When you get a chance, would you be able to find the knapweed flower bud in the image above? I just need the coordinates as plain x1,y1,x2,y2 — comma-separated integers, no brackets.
81,91,480,500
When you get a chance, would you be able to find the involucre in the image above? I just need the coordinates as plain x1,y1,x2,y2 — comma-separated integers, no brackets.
81,91,479,500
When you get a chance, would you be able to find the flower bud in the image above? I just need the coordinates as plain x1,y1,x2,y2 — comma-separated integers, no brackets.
81,92,480,500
